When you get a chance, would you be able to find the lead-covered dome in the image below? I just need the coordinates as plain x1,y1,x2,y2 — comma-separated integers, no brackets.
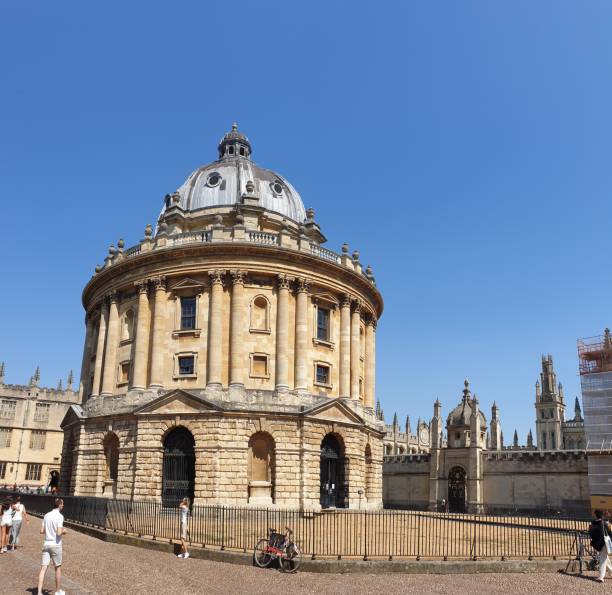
163,123,307,224
446,380,487,429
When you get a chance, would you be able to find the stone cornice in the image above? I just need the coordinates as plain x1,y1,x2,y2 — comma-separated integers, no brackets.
82,242,384,316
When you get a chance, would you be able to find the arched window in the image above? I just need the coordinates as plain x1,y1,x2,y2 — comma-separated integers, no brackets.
250,295,270,332
162,427,195,507
248,432,275,504
320,433,346,509
364,443,373,501
103,433,119,483
121,310,135,342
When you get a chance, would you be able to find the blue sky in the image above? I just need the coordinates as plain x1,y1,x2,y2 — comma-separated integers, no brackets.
1,2,610,441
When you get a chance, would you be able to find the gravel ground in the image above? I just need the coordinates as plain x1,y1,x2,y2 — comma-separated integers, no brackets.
2,519,608,595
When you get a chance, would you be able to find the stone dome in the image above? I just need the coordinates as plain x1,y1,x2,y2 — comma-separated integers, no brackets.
446,380,487,429
161,123,307,224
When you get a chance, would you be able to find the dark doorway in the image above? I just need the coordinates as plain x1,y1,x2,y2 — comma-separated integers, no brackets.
448,466,466,513
320,434,346,509
162,427,195,507
48,470,59,490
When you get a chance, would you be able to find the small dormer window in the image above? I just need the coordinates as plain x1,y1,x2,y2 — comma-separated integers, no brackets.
239,147,245,156
207,173,221,187
229,146,234,155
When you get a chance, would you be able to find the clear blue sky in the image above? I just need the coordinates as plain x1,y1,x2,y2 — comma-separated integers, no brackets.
1,2,610,442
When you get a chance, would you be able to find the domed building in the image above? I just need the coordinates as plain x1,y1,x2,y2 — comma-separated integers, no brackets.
60,124,385,509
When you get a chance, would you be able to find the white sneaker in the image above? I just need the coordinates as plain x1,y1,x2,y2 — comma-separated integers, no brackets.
177,553,184,558
183,552,190,559
55,590,66,595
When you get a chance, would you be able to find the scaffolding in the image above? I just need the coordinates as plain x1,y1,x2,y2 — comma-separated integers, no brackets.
578,329,612,509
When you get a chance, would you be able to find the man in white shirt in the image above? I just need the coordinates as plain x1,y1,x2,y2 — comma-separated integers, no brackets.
37,498,66,595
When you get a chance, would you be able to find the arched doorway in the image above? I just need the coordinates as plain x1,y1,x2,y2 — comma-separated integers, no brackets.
162,427,195,507
103,433,120,497
448,466,466,513
248,432,275,505
320,434,346,509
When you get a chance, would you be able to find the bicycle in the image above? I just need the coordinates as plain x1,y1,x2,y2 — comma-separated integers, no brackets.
253,526,302,573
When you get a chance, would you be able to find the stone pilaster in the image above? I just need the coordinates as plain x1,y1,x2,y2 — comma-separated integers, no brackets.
78,313,95,401
275,274,291,391
207,270,224,388
350,300,361,400
132,280,151,390
91,302,108,397
294,277,310,391
339,294,351,398
364,315,376,409
149,277,167,388
100,291,120,397
229,270,246,387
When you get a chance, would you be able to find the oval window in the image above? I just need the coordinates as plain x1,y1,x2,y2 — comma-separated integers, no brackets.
271,181,283,195
207,173,221,187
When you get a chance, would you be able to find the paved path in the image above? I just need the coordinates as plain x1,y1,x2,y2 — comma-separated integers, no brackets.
2,519,608,594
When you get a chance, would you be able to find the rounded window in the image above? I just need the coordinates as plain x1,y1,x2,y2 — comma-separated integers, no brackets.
207,173,221,187
270,181,283,195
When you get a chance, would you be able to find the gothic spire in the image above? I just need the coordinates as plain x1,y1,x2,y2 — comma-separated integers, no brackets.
527,429,534,448
30,365,40,386
405,415,411,434
0,362,4,384
57,379,63,391
67,370,73,390
392,412,398,430
513,429,519,447
574,396,583,422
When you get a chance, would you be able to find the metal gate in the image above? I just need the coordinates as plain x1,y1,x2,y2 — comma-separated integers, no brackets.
162,428,195,507
448,466,466,513
320,435,346,509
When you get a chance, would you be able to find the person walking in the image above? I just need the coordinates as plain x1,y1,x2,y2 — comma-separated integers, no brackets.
37,498,66,595
589,509,612,582
177,497,190,559
1,499,13,553
10,495,28,550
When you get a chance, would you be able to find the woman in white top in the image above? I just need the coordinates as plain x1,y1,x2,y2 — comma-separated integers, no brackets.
177,497,190,559
10,495,27,550
0,501,13,553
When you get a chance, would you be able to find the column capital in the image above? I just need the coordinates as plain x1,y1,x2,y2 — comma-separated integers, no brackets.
340,293,352,308
208,269,225,286
295,277,311,294
364,312,377,328
352,298,362,314
151,276,167,291
230,270,246,285
106,290,118,304
277,274,292,291
134,279,149,294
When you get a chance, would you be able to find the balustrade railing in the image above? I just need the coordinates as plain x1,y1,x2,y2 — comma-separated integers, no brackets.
248,231,278,245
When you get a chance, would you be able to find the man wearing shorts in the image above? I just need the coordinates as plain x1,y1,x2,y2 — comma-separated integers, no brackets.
37,498,66,595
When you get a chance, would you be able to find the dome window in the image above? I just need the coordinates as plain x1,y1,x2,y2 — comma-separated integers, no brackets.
271,181,283,195
228,146,234,155
207,173,222,187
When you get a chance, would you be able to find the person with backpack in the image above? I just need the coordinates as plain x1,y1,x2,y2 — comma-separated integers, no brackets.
589,509,612,582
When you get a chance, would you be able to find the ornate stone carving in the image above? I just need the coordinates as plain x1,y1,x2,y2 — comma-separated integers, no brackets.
151,276,167,291
352,299,362,314
295,277,311,294
107,290,118,304
277,274,292,291
208,269,225,286
230,270,246,285
134,279,149,294
341,293,352,308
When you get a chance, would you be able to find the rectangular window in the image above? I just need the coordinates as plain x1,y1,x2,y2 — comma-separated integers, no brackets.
315,364,330,386
0,462,6,479
178,356,195,376
33,402,51,423
0,428,12,448
30,430,46,450
119,362,130,384
26,463,42,481
0,400,16,420
180,296,197,330
316,307,330,341
251,354,268,377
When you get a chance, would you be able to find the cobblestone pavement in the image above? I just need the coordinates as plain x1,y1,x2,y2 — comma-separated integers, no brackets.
2,520,608,595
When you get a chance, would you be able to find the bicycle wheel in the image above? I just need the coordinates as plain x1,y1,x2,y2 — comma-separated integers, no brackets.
279,542,302,573
253,539,273,568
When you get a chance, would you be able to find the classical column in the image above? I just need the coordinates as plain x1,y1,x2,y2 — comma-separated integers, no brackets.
294,277,310,391
91,302,108,397
207,270,224,388
275,274,291,391
339,294,351,398
364,315,376,409
350,300,361,400
100,291,120,396
131,280,151,390
149,277,167,389
229,270,246,387
78,313,95,401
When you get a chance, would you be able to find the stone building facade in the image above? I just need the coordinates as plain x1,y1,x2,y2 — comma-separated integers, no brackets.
61,124,385,509
0,364,79,489
384,369,589,515
382,413,431,455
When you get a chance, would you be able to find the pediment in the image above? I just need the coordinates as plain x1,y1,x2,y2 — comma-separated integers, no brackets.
303,399,364,426
311,291,339,307
169,277,206,294
134,389,223,415
60,404,85,429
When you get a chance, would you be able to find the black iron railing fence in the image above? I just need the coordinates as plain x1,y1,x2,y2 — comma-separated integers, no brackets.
0,491,588,561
